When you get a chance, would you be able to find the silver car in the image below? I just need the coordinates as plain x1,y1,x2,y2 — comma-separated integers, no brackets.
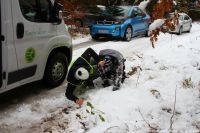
169,13,192,35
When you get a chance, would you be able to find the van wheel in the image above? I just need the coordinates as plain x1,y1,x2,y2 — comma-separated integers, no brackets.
123,26,132,41
44,53,68,87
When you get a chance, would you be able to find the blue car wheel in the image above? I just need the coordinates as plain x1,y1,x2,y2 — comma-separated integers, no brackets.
124,26,132,41
92,35,99,40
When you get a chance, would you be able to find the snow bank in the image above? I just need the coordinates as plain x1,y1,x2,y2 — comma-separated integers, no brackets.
138,0,150,13
72,35,91,45
149,19,165,31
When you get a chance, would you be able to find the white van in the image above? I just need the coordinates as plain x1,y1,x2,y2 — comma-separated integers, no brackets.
0,0,72,93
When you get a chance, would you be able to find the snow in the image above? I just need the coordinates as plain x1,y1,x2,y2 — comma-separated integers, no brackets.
72,35,91,45
1,23,200,132
149,19,165,31
97,5,106,10
138,0,150,13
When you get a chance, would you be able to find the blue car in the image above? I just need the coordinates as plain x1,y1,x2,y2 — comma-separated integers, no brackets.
90,6,150,41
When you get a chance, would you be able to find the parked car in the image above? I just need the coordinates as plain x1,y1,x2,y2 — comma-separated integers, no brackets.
168,13,192,35
90,6,150,41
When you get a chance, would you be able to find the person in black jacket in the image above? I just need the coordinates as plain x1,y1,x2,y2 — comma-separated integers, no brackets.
65,48,126,106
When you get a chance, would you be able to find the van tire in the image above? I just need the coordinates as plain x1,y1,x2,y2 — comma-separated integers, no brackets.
44,53,68,87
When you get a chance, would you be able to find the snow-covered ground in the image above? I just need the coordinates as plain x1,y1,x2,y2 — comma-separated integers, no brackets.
72,35,91,45
1,23,200,133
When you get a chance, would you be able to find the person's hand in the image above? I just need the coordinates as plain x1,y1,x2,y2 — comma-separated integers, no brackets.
98,60,105,67
75,98,84,106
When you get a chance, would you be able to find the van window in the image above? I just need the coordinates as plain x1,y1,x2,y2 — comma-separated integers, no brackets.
39,0,52,22
19,0,52,23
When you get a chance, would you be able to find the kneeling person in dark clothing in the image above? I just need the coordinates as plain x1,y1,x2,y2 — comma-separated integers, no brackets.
98,49,126,91
65,48,126,106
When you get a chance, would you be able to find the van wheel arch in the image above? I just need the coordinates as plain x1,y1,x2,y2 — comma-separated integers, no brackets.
43,47,70,87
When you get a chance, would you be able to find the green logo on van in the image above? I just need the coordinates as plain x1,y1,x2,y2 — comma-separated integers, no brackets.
25,48,35,63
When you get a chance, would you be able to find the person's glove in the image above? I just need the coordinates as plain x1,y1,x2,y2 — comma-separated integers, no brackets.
98,60,105,67
98,60,106,77
75,98,84,106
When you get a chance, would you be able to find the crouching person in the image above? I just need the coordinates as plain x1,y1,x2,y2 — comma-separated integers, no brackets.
65,48,99,106
98,49,126,91
65,48,126,106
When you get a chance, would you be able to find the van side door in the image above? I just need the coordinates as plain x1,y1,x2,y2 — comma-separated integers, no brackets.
1,0,19,89
10,0,57,84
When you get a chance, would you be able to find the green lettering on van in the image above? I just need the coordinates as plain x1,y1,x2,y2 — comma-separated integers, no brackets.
25,48,36,63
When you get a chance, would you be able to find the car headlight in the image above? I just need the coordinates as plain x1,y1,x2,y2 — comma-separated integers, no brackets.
114,19,125,25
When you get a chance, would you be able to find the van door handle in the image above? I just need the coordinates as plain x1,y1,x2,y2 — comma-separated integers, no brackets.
0,35,5,41
17,23,24,39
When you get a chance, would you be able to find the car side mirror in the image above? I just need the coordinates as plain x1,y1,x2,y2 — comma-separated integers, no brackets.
52,2,63,25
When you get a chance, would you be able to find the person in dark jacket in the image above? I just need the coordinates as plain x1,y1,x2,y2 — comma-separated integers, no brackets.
65,48,126,106
98,49,126,90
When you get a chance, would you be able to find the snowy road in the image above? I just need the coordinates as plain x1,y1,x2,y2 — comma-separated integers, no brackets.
1,22,200,133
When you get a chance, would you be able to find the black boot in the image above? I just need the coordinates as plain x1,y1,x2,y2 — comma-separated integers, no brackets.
102,80,110,87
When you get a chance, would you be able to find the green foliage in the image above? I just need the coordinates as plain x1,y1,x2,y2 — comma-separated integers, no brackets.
86,109,90,113
99,114,105,122
86,102,105,122
87,102,94,109
103,6,124,17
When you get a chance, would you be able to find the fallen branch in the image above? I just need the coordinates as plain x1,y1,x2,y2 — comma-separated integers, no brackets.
136,54,143,59
169,86,177,133
137,108,158,131
104,126,119,133
136,66,142,87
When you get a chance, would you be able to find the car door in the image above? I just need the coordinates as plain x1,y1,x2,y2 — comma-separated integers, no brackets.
183,15,190,31
10,0,56,84
130,7,142,35
135,7,148,32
